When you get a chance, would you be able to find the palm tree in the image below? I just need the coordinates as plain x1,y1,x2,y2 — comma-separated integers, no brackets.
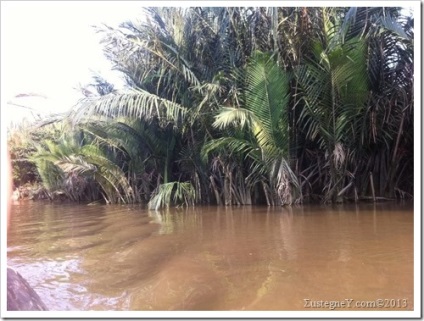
203,51,301,205
68,7,256,207
35,6,410,207
294,10,369,202
31,127,134,204
359,7,414,199
69,9,199,208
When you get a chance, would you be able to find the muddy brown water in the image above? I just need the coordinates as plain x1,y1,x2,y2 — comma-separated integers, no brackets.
7,201,413,311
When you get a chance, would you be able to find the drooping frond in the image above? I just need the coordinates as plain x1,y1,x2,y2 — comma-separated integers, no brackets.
54,155,97,176
212,107,256,130
201,137,260,164
70,89,188,127
148,181,196,210
80,144,134,203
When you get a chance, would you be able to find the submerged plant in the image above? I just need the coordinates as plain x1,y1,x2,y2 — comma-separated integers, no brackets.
148,181,196,210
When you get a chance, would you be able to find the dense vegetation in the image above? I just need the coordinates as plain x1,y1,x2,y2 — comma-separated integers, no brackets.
8,7,414,208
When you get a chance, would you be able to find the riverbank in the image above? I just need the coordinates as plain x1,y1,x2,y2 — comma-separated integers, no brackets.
11,182,66,202
12,181,410,206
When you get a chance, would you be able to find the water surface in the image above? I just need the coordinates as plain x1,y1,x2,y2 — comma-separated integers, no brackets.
7,201,414,311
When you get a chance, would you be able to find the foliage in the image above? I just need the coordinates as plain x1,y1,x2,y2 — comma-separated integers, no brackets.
294,13,369,202
203,51,300,205
7,121,62,188
148,181,196,210
31,127,134,204
9,6,414,207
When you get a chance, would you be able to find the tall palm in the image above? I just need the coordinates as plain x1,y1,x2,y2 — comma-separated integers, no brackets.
71,8,209,208
203,51,300,205
70,7,275,207
60,6,413,206
294,8,369,202
81,117,163,202
360,8,414,198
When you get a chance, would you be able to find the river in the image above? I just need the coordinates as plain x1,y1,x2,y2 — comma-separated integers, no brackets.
7,201,414,311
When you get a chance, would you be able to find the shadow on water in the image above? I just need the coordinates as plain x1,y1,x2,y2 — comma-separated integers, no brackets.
7,201,414,311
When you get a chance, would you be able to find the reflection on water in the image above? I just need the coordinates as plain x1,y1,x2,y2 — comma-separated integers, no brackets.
7,201,414,311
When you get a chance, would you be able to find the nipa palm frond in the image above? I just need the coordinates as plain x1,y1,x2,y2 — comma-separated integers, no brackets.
244,51,291,152
148,181,196,210
212,107,256,130
81,144,134,203
71,89,188,127
201,137,260,164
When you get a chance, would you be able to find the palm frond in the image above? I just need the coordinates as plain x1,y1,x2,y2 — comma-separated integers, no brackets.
379,15,409,39
55,155,97,176
201,137,260,164
212,107,256,130
81,144,134,203
71,89,188,127
148,181,196,210
244,51,291,150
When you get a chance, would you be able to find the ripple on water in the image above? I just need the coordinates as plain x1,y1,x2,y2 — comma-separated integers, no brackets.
7,202,414,311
